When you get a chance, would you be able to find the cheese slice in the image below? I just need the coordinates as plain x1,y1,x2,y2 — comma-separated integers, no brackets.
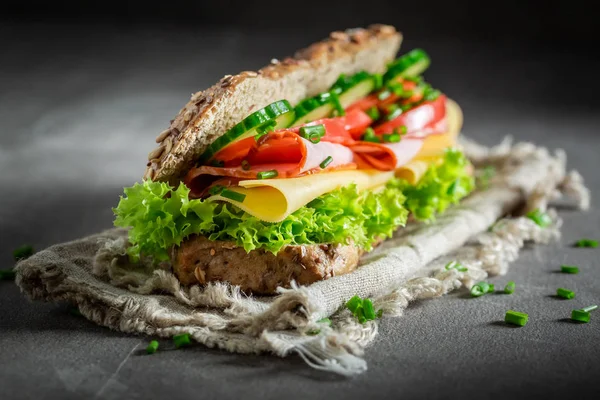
211,169,394,222
210,99,464,222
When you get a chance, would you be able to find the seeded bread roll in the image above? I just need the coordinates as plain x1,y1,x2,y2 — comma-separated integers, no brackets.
146,24,403,185
172,236,363,294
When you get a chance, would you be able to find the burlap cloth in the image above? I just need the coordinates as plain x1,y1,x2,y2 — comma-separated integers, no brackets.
15,137,590,376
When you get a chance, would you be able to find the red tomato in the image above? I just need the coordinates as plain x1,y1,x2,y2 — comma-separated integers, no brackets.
293,109,372,144
374,95,447,137
213,136,255,165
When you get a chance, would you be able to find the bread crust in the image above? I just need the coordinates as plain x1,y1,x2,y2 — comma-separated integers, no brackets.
145,24,402,185
172,236,362,295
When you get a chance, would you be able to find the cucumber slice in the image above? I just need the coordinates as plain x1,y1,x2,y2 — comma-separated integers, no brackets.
383,49,431,83
198,100,295,163
290,93,335,127
331,71,377,108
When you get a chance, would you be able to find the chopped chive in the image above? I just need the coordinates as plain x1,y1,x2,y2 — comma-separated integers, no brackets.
423,88,441,101
346,295,362,313
256,170,278,180
571,309,590,323
382,133,401,143
377,90,392,101
173,333,192,348
241,159,251,170
395,125,408,136
504,281,515,294
505,310,528,326
526,209,552,228
317,317,332,326
13,245,35,261
373,73,383,90
574,239,598,248
362,299,376,320
208,185,225,196
366,106,380,121
376,309,383,318
582,305,598,313
556,288,575,299
444,261,467,272
361,127,380,143
319,156,333,169
146,340,159,354
488,284,495,292
386,80,404,96
329,92,345,116
299,124,325,144
255,120,277,137
220,189,246,203
561,265,579,274
386,107,403,121
470,281,491,297
0,269,16,280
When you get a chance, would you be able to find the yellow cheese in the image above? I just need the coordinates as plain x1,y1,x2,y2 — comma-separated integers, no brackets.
210,99,464,222
211,169,394,222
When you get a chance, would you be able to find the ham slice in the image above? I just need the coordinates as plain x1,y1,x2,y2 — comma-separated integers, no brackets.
185,131,356,194
350,139,424,171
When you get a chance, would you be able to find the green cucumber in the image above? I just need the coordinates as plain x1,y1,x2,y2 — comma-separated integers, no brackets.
383,49,431,83
290,93,335,127
331,71,378,108
198,100,295,163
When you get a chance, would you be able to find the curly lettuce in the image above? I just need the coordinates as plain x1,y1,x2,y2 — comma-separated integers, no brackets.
113,149,473,262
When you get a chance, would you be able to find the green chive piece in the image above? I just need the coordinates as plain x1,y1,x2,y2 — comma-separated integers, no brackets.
382,133,401,143
220,189,246,203
377,90,392,101
571,309,590,323
561,265,579,274
13,245,35,261
386,107,403,121
395,125,408,136
505,310,528,327
256,170,278,180
504,281,515,294
362,299,376,320
376,309,383,318
423,88,441,101
255,120,277,138
299,124,326,143
0,269,16,280
146,340,159,354
330,92,345,116
386,80,404,96
361,127,380,143
526,209,552,228
556,288,575,299
445,261,467,272
317,317,332,326
582,305,598,313
346,295,362,314
173,333,192,348
241,159,251,170
574,239,598,248
373,73,383,90
208,185,225,196
471,282,491,297
488,284,495,292
319,156,333,169
366,106,380,121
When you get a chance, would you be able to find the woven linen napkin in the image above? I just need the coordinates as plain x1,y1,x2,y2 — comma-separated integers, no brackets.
15,138,589,376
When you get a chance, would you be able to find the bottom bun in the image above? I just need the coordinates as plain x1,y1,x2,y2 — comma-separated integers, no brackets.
172,236,362,294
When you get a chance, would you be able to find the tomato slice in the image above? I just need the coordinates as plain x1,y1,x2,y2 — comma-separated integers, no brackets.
213,136,256,166
291,109,372,144
374,95,447,137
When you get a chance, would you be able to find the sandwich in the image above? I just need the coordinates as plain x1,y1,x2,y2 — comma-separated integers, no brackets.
113,24,475,294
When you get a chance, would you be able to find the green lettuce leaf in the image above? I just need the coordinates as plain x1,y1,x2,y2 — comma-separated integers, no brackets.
113,149,473,262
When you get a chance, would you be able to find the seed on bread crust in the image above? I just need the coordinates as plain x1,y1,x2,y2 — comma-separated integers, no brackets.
148,145,165,161
155,128,172,143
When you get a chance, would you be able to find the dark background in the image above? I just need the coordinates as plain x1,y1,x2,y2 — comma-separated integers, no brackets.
1,1,600,399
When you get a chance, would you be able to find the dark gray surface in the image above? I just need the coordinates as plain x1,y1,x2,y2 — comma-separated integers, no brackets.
1,22,600,400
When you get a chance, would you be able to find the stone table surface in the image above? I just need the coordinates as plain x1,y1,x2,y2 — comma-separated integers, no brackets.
1,22,599,400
